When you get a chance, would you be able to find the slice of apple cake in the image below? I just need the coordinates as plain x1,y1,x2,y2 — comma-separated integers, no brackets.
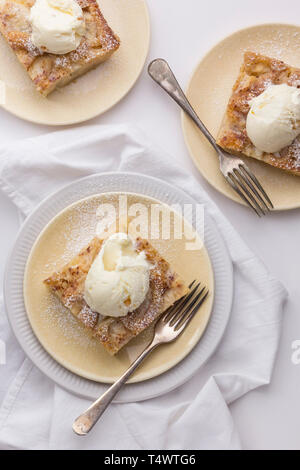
0,0,120,96
217,52,300,175
44,236,188,355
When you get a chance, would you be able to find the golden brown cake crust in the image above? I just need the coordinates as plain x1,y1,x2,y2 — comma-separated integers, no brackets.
44,236,188,355
0,0,120,95
217,52,300,176
44,237,103,329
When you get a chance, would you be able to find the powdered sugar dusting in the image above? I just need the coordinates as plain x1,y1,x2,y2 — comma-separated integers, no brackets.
40,293,97,349
279,137,300,170
38,195,188,279
0,36,34,91
291,139,300,168
215,28,300,63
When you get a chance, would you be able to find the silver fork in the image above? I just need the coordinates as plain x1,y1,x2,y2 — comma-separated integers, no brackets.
148,58,274,217
73,281,209,436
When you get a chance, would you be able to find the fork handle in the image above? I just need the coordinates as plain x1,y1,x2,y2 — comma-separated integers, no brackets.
148,58,221,155
73,340,159,436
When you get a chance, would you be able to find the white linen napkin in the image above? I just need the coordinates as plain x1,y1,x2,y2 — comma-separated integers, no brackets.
0,124,287,450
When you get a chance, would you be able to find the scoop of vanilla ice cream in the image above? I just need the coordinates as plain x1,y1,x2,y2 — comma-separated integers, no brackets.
246,84,300,154
30,0,85,55
84,233,151,318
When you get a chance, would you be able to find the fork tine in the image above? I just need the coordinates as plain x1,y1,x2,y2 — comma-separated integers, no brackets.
172,287,205,328
233,169,267,216
230,171,267,216
225,174,262,217
163,282,200,323
239,165,274,209
176,290,209,332
169,287,205,326
235,167,270,213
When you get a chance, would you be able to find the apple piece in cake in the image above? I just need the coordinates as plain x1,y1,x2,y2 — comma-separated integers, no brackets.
44,237,189,355
217,52,300,176
0,0,120,96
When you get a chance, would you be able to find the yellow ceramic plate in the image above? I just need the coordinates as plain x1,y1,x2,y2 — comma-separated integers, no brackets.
182,23,300,211
0,0,150,125
24,192,214,384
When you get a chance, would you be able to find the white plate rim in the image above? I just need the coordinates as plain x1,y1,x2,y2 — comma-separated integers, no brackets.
4,172,233,403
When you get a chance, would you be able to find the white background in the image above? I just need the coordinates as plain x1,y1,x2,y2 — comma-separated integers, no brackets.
0,0,300,450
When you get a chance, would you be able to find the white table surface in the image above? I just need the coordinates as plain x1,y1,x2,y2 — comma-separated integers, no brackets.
0,0,299,451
